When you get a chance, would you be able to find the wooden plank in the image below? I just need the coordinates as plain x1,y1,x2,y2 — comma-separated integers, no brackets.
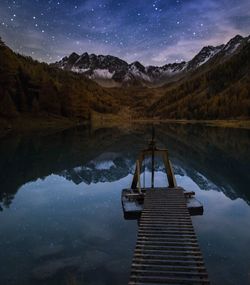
138,228,196,233
129,275,210,284
136,241,200,247
140,217,192,221
140,220,193,223
132,258,205,266
135,245,201,250
139,225,194,229
129,189,209,285
130,269,208,278
131,264,207,272
134,251,203,257
137,236,198,241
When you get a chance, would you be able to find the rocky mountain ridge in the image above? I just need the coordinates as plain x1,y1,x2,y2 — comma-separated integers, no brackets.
54,35,249,87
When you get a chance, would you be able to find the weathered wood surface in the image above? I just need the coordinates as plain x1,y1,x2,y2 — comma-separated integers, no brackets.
129,189,209,285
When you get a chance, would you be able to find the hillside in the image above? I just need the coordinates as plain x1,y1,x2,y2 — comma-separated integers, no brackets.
147,37,250,120
0,37,120,123
52,34,250,121
0,34,250,134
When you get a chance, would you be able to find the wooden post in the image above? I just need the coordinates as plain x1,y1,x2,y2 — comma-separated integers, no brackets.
131,153,144,189
169,160,177,187
151,127,155,189
136,160,142,194
131,149,176,190
162,151,176,188
151,149,155,189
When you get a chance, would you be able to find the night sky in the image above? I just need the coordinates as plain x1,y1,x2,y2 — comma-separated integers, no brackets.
0,0,249,65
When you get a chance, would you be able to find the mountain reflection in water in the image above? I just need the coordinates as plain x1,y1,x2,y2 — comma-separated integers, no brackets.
1,124,249,208
0,124,250,285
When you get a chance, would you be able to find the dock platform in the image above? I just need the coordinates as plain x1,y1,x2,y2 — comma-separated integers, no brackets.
129,188,209,285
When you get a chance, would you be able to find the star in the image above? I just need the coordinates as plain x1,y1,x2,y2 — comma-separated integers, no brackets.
0,0,248,65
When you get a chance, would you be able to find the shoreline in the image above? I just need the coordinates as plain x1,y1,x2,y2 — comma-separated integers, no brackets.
135,119,250,129
92,117,250,130
1,116,250,138
0,115,88,138
162,119,250,129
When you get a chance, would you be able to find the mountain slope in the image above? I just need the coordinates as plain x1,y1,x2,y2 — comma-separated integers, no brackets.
147,36,250,120
0,38,120,121
0,33,249,131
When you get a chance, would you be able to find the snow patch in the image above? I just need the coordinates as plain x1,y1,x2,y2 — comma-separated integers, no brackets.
224,41,241,54
72,67,90,73
124,73,132,82
197,48,221,67
162,68,180,75
91,69,114,79
129,65,152,82
94,161,115,170
74,166,91,172
195,171,219,191
228,42,241,54
74,166,82,172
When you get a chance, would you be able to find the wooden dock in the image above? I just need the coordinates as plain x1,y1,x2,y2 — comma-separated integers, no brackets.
129,188,209,285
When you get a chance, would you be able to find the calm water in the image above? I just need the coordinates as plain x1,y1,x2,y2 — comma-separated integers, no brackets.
0,124,250,285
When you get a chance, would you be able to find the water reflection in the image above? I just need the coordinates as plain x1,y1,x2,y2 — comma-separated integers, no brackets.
1,124,249,209
157,124,250,203
0,124,250,285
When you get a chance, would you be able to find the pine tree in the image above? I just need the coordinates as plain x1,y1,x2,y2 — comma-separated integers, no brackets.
0,37,5,46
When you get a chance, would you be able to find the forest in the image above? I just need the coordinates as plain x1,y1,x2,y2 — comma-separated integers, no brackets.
0,36,250,129
0,37,119,121
148,41,250,119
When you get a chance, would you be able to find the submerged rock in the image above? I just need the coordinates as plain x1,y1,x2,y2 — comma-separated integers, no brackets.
32,256,82,280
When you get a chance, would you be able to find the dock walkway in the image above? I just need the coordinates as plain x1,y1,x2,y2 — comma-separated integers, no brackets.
129,188,209,285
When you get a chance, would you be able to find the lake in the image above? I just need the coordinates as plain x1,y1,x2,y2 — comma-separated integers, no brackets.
0,123,250,285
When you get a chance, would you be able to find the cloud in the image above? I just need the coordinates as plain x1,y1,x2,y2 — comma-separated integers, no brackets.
0,0,249,65
151,26,244,65
149,0,250,65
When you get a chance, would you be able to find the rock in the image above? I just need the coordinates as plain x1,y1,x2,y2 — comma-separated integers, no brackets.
32,256,82,280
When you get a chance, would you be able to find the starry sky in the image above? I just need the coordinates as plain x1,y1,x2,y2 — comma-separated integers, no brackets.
0,0,249,66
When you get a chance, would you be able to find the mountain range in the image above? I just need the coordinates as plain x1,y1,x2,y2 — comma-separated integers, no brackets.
54,35,249,87
0,33,249,130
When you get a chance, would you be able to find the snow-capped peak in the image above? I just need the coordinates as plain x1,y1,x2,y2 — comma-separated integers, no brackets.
53,34,248,87
223,35,244,54
187,44,224,70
